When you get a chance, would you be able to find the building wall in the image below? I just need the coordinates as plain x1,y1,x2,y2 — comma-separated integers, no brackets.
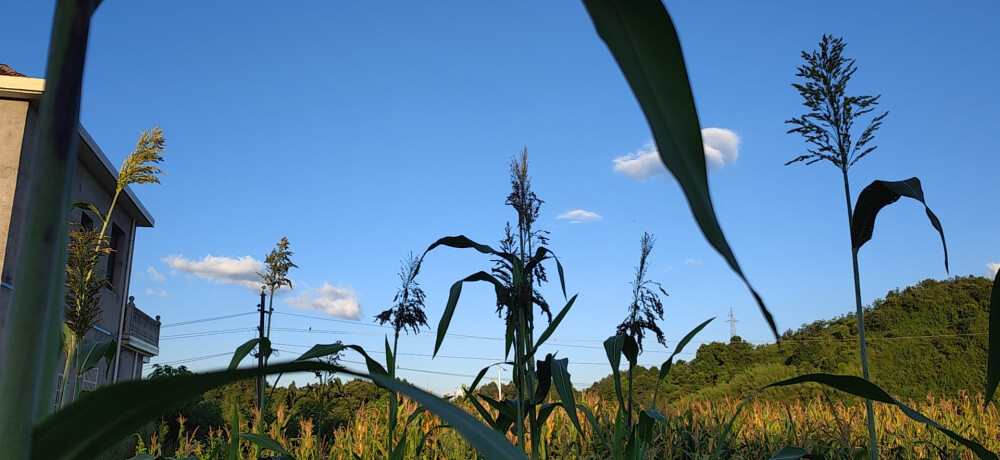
0,98,37,317
0,93,148,392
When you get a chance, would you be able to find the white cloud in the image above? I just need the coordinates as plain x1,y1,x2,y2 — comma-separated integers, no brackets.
145,288,168,298
284,283,361,320
684,258,702,266
612,141,662,182
988,262,1000,279
147,266,165,282
612,128,741,181
557,209,602,224
701,127,740,169
162,254,264,290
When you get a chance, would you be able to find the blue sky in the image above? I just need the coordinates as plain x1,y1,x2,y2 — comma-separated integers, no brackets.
4,1,999,394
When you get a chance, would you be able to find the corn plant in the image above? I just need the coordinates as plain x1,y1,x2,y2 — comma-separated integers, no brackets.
422,148,582,459
58,127,167,409
582,1,992,458
784,35,951,459
372,252,436,459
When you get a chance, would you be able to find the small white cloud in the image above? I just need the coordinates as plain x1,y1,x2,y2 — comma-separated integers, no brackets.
701,127,740,169
612,141,662,182
145,288,168,298
612,128,741,181
147,266,165,282
162,254,265,290
284,283,361,320
557,209,602,224
684,258,702,266
988,262,1000,279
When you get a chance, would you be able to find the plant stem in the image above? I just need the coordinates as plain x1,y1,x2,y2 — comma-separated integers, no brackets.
842,169,878,460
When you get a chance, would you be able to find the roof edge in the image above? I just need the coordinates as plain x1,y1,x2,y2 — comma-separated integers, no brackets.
0,75,45,100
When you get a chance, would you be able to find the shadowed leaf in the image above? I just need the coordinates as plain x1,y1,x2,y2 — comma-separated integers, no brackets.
986,269,1000,406
433,271,505,356
240,433,292,458
34,361,526,460
851,177,948,272
229,338,262,370
530,294,577,356
582,0,776,340
551,356,584,436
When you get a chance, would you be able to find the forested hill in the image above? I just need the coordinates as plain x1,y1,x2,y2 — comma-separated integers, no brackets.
586,275,992,405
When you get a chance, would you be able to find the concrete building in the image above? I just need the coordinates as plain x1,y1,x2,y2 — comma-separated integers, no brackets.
0,64,159,394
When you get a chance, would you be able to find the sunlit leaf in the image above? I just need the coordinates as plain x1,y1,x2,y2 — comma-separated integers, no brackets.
766,373,997,459
851,178,948,272
581,0,776,340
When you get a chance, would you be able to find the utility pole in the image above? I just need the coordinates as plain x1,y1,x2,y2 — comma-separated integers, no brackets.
257,288,266,411
494,364,504,400
727,307,739,339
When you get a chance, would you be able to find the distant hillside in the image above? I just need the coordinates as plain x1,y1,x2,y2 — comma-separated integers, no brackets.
586,276,992,405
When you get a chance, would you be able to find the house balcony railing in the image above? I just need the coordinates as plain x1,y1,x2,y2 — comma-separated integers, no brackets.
122,296,159,356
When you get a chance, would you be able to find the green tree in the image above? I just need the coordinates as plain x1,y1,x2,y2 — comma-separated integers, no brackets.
785,34,888,459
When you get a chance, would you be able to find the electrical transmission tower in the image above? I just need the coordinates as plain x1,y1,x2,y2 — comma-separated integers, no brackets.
727,307,739,339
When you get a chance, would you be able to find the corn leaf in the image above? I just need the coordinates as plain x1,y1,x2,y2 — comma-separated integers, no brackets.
240,433,293,458
604,335,628,413
765,373,997,459
658,317,714,381
72,338,116,378
229,338,262,370
986,269,1000,406
851,177,948,272
551,356,584,436
530,295,576,358
33,361,526,460
434,271,505,356
70,201,107,224
424,235,501,257
581,0,776,340
769,445,811,460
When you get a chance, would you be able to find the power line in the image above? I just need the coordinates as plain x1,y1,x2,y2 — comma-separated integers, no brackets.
160,327,257,340
161,312,256,328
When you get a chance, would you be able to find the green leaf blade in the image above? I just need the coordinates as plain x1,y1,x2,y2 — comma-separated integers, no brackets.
986,269,1000,406
581,0,776,340
229,338,261,370
851,177,949,272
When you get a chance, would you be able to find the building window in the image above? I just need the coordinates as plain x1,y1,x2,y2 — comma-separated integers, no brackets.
106,224,124,289
81,368,99,392
80,212,93,231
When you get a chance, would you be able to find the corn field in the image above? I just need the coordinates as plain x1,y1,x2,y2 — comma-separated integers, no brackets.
131,391,1000,460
